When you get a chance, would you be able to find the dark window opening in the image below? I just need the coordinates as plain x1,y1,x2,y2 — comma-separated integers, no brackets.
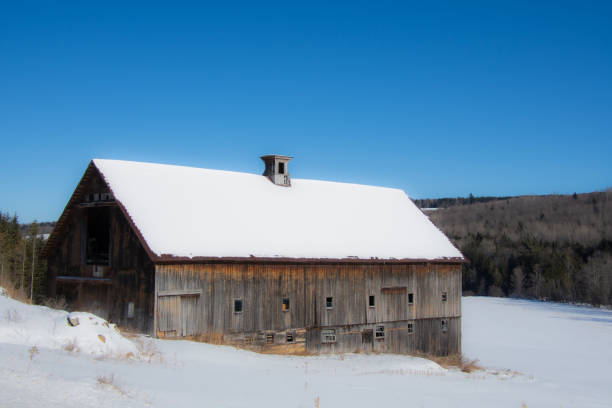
407,322,414,334
86,207,110,264
375,325,385,339
441,319,448,333
442,292,448,302
369,295,375,307
286,332,295,343
266,333,274,344
326,297,333,309
278,162,285,174
234,299,243,313
408,293,414,304
321,329,336,343
282,298,290,311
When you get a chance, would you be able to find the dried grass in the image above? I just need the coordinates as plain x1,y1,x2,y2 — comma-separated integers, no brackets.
0,274,28,303
131,337,163,363
28,345,39,361
246,342,311,356
97,374,126,395
42,296,67,311
63,338,78,353
417,353,483,373
190,332,224,345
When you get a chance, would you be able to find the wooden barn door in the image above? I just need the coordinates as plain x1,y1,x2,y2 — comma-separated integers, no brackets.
157,295,181,336
180,295,198,336
157,294,198,337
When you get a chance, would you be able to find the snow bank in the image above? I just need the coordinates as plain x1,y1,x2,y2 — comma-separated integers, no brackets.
93,159,463,261
0,288,139,359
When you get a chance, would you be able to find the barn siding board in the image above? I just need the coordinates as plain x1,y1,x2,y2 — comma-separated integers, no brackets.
154,263,461,355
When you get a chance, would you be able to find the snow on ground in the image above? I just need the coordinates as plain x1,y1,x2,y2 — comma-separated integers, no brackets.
1,291,612,407
0,291,139,359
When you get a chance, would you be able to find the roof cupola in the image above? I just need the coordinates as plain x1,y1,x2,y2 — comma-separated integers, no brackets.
261,155,293,187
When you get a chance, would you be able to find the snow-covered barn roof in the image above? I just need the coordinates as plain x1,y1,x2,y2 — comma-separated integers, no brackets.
81,159,463,263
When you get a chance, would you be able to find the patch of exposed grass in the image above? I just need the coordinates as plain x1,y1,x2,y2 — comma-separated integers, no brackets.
97,374,126,395
423,353,483,373
28,345,39,361
63,338,78,353
42,296,67,311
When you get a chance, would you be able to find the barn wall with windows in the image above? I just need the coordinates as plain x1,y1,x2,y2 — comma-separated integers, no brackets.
155,262,461,355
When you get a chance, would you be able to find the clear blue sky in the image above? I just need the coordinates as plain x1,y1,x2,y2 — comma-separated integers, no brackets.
1,1,611,223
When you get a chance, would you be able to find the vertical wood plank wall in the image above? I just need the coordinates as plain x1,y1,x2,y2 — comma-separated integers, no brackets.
155,263,461,355
46,169,155,333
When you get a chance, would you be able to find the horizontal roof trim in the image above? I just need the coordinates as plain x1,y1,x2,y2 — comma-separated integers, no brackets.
152,255,466,265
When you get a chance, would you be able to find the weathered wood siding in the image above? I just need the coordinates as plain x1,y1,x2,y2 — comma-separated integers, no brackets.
155,263,461,355
46,169,155,333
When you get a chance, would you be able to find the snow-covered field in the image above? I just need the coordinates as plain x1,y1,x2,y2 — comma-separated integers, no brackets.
1,290,611,407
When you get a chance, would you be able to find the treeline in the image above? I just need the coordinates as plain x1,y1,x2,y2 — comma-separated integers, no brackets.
426,192,612,306
0,212,48,302
414,194,511,209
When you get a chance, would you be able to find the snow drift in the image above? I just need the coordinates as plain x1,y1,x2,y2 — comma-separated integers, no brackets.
0,288,139,359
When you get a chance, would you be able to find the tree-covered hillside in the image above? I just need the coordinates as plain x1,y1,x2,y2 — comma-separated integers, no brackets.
424,192,612,305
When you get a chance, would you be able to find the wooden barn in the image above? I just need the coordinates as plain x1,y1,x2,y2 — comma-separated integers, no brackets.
43,156,464,355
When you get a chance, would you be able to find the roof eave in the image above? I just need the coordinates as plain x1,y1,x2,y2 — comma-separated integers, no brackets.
152,254,466,265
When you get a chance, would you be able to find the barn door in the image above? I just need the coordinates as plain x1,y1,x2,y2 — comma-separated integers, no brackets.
180,295,198,336
157,294,198,337
157,295,181,336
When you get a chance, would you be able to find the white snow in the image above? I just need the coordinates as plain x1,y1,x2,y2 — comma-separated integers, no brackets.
2,290,612,407
92,159,463,261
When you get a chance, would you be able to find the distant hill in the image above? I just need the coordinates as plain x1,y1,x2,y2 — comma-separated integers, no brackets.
19,221,55,236
420,192,612,306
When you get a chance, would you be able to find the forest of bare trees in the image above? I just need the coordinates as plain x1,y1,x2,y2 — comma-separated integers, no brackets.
424,191,612,306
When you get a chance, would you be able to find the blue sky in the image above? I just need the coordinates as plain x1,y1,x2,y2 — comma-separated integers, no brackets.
1,1,611,223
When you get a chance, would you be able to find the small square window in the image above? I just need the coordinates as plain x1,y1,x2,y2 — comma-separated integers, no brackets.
407,322,414,334
282,298,290,311
234,299,243,313
286,331,295,343
442,292,448,302
408,293,414,304
92,265,104,278
321,329,336,343
441,319,448,333
326,297,333,309
369,295,375,307
375,325,385,339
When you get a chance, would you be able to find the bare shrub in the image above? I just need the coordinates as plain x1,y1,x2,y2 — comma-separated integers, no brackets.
42,296,68,311
28,345,39,361
63,338,78,353
97,374,126,395
132,337,163,363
